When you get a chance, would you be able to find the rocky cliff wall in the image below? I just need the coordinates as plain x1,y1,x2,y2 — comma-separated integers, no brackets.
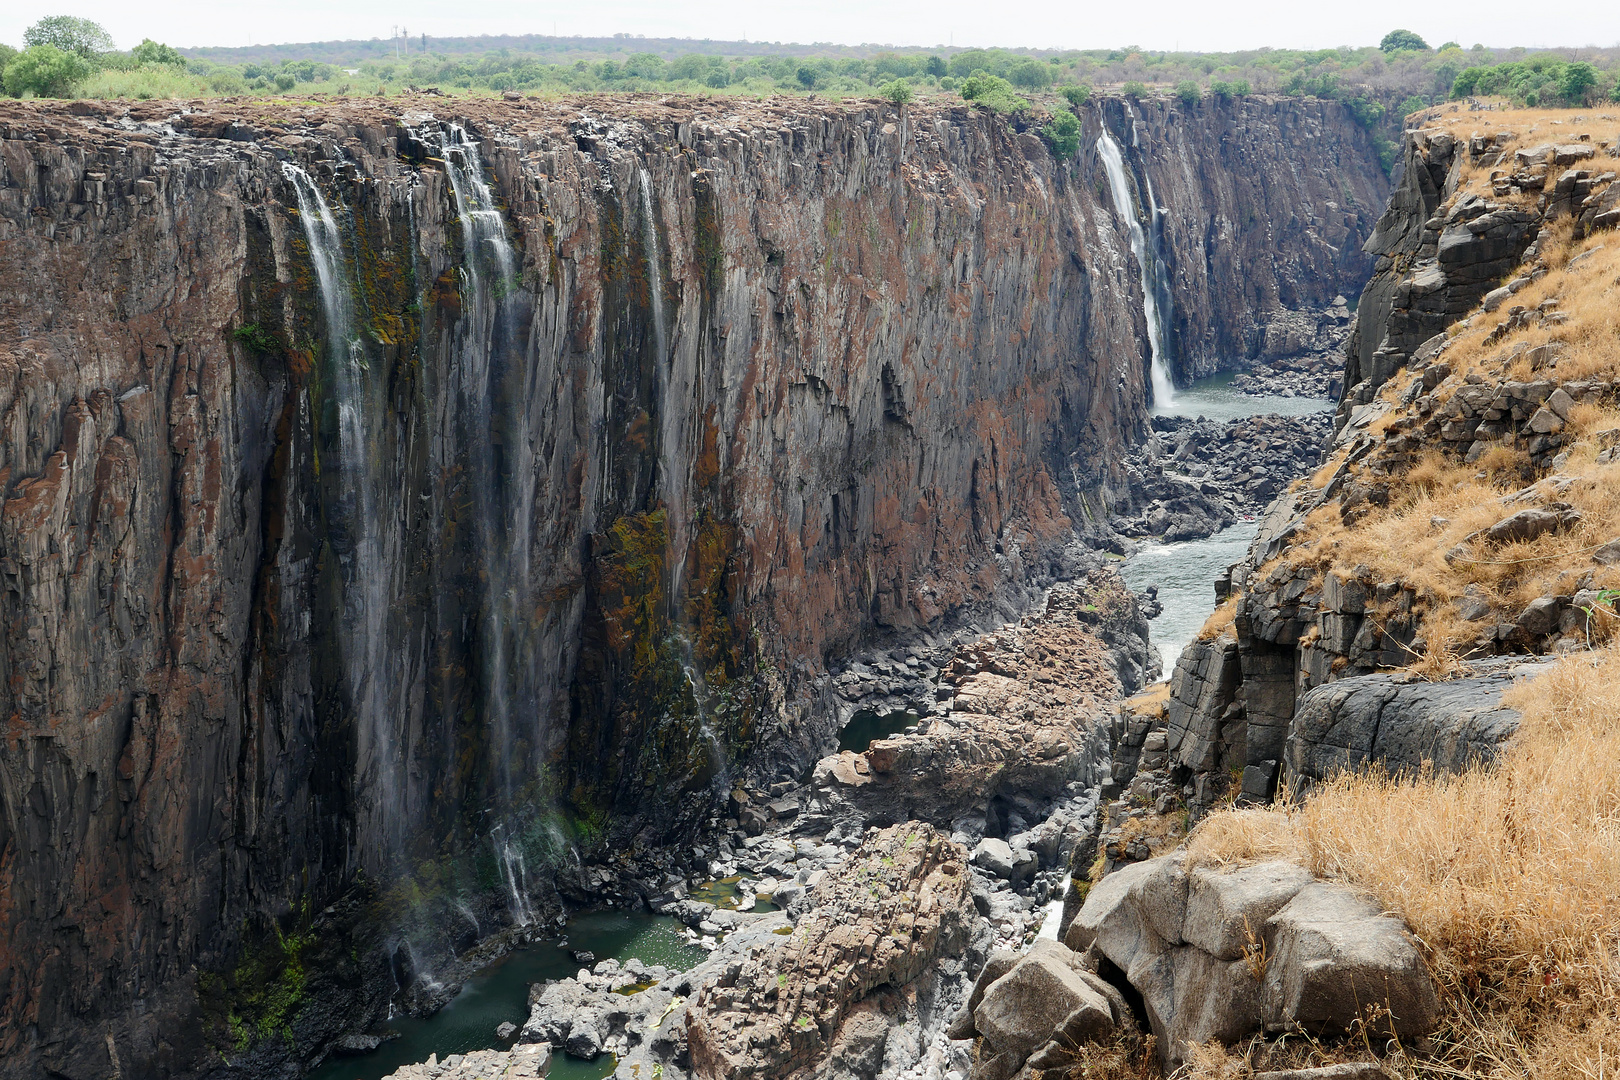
1099,95,1389,382
0,91,1383,1079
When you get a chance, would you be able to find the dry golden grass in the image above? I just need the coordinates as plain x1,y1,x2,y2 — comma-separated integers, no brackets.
1184,642,1620,1077
1196,600,1239,642
1406,102,1620,209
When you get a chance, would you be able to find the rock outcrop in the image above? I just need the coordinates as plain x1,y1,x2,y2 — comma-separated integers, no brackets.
1283,658,1547,791
1067,855,1440,1066
810,574,1138,840
685,824,982,1079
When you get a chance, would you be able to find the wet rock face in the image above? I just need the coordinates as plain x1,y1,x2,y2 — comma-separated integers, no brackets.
0,95,1143,1076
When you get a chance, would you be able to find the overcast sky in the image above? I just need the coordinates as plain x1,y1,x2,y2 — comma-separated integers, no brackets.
3,0,1617,54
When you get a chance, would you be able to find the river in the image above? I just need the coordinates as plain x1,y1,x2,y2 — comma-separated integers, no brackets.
307,913,704,1080
1119,373,1332,681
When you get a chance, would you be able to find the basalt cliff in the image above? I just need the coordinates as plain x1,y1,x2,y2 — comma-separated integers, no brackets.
0,91,1387,1079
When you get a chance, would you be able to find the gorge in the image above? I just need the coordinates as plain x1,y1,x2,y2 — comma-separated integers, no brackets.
0,89,1391,1080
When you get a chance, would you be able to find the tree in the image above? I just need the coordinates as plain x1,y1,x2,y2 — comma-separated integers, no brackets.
131,39,184,67
1175,80,1201,107
1042,109,1081,158
23,16,114,60
1060,83,1092,107
795,65,818,90
1559,62,1598,105
1007,59,1051,88
4,44,91,97
1380,29,1430,54
924,54,946,78
879,79,912,105
960,74,1028,114
1122,80,1148,99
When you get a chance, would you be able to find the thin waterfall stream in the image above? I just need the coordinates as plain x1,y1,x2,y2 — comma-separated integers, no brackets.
282,162,403,861
1096,130,1176,407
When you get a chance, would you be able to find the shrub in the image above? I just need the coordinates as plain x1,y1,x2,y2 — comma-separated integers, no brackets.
1122,80,1148,99
1060,83,1092,107
795,65,818,90
1042,109,1081,159
704,69,729,89
1175,80,1201,107
879,79,912,105
24,16,114,60
131,39,184,67
4,44,90,97
1379,28,1430,53
1397,94,1429,118
1007,59,1051,89
273,73,296,92
959,73,1028,114
1210,79,1250,100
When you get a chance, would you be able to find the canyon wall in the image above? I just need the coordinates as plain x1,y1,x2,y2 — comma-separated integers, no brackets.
0,92,1383,1079
1103,96,1389,380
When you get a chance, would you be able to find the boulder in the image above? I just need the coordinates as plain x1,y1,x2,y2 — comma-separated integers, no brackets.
1263,884,1441,1038
1485,507,1581,544
974,941,1115,1066
971,837,1039,887
1073,855,1440,1064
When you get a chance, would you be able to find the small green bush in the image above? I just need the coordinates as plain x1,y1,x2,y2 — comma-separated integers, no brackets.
131,39,184,67
274,73,296,92
1043,109,1081,159
879,79,912,105
4,45,90,98
1210,79,1250,100
1122,80,1149,100
704,69,729,89
1175,80,1201,107
960,73,1028,114
1060,83,1092,107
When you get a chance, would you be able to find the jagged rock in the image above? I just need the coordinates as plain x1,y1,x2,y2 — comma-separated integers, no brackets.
1486,507,1582,544
685,824,985,1079
381,1044,553,1079
812,574,1140,833
495,1021,518,1041
1069,855,1440,1065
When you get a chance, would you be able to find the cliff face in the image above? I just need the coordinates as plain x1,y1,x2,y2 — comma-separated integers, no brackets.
1099,95,1389,381
0,91,1382,1079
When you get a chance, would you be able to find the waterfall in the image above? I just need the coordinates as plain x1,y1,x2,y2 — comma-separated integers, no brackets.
281,162,401,856
491,827,536,926
440,124,537,809
638,166,696,617
1096,131,1176,406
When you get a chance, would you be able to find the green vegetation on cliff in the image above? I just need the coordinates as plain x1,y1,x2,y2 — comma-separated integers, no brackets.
4,16,1618,116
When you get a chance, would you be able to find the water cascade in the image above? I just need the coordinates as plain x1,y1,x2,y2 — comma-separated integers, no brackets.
638,166,690,607
439,125,537,810
282,162,403,861
1096,131,1176,406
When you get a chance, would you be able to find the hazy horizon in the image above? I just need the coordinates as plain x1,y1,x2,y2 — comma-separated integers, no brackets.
3,0,1618,56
